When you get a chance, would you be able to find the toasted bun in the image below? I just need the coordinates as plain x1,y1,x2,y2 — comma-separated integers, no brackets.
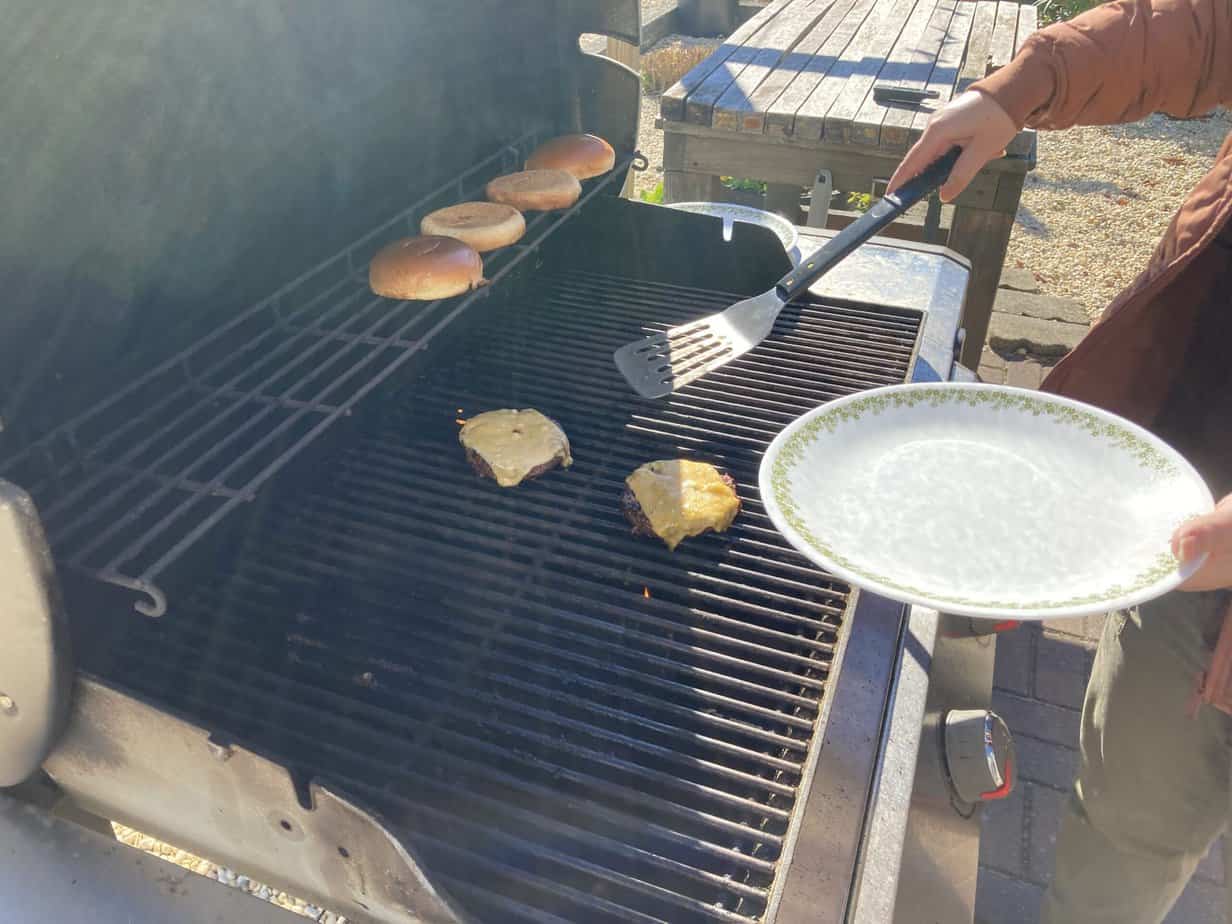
369,236,483,300
420,202,526,252
486,169,581,211
526,134,616,179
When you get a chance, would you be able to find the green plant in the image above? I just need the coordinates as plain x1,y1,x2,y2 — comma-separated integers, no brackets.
846,191,872,213
1034,0,1100,24
639,181,665,204
720,176,768,194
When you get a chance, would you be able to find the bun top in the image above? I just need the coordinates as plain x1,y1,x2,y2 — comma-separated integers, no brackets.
368,235,483,300
526,133,616,179
485,169,581,211
420,201,526,252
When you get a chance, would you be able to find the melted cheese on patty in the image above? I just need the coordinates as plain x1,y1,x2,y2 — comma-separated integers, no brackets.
459,409,571,487
626,460,740,550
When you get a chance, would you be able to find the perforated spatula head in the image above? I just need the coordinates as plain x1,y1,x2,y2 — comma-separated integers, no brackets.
613,289,785,399
614,147,962,399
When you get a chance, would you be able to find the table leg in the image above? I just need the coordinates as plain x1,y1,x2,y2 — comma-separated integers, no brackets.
947,206,1015,369
765,183,803,223
664,171,722,203
677,0,738,35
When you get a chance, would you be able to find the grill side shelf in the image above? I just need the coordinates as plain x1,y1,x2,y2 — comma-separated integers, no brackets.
2,137,636,617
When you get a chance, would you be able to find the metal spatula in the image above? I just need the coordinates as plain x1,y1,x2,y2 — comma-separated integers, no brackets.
614,147,961,399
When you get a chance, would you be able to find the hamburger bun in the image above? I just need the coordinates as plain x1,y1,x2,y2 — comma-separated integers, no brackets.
420,201,526,252
485,169,581,212
369,236,483,301
526,133,616,179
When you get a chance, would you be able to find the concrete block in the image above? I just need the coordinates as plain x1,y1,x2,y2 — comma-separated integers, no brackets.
980,783,1028,877
1026,783,1067,885
988,312,1087,357
1015,734,1079,791
1005,359,1044,390
998,265,1042,293
1164,876,1226,924
976,868,1045,924
1196,837,1225,885
994,288,1088,325
1034,633,1092,710
994,627,1033,697
992,690,1081,748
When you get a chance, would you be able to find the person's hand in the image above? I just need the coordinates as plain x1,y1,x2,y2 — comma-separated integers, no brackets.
1173,494,1232,591
886,91,1018,203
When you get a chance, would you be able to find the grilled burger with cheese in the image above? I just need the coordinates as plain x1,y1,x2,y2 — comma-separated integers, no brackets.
459,409,572,487
622,460,740,550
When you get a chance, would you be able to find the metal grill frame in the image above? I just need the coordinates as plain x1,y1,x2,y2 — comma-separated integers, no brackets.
32,209,968,924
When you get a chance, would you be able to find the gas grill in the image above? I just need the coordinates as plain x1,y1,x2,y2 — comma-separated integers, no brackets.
0,3,1010,923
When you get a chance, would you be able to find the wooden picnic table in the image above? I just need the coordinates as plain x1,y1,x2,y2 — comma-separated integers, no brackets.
658,0,1038,368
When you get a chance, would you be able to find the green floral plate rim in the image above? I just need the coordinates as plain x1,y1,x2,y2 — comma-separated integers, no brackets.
758,383,1213,619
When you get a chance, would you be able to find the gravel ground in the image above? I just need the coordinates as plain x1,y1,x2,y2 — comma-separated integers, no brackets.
634,36,723,199
1009,111,1232,319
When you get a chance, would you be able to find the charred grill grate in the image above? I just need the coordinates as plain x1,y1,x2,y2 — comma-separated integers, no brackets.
83,270,921,923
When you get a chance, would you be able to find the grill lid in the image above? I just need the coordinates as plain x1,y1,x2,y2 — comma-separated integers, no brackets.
0,0,637,438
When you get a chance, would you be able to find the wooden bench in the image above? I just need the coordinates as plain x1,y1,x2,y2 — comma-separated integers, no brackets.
658,0,1038,368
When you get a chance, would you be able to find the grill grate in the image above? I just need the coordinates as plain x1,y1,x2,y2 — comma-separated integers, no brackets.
0,131,637,617
82,270,921,923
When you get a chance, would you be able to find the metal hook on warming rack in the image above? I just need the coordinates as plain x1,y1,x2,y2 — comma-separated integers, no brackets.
630,151,649,172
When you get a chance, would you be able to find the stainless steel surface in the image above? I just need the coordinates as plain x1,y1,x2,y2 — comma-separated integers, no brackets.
889,616,1001,924
767,592,908,924
848,606,941,924
613,287,789,399
0,790,302,924
44,679,466,924
0,480,71,787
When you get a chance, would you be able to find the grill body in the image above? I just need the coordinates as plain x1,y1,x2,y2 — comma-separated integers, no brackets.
0,2,983,921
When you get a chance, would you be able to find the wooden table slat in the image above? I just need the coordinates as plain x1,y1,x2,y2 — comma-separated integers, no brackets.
908,0,977,141
709,0,841,131
954,0,999,92
1016,1,1039,51
850,0,955,151
660,0,796,123
807,0,924,142
763,0,880,137
988,0,1020,71
739,0,864,133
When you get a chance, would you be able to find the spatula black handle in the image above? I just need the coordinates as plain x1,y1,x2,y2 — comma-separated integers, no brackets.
775,146,961,302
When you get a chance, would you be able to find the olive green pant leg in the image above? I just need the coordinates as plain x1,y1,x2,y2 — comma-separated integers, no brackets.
1041,591,1231,924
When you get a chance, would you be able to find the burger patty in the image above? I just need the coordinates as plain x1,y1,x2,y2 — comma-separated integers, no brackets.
464,446,567,486
620,472,740,541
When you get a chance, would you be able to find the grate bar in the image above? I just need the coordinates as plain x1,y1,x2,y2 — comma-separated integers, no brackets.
256,531,827,709
113,644,777,918
124,632,791,849
345,437,840,599
240,559,819,734
326,469,838,651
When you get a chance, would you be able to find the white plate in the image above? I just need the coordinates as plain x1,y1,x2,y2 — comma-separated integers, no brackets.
759,383,1214,619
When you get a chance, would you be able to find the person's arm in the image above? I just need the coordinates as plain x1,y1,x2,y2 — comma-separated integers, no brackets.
1175,495,1232,591
889,0,1232,200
